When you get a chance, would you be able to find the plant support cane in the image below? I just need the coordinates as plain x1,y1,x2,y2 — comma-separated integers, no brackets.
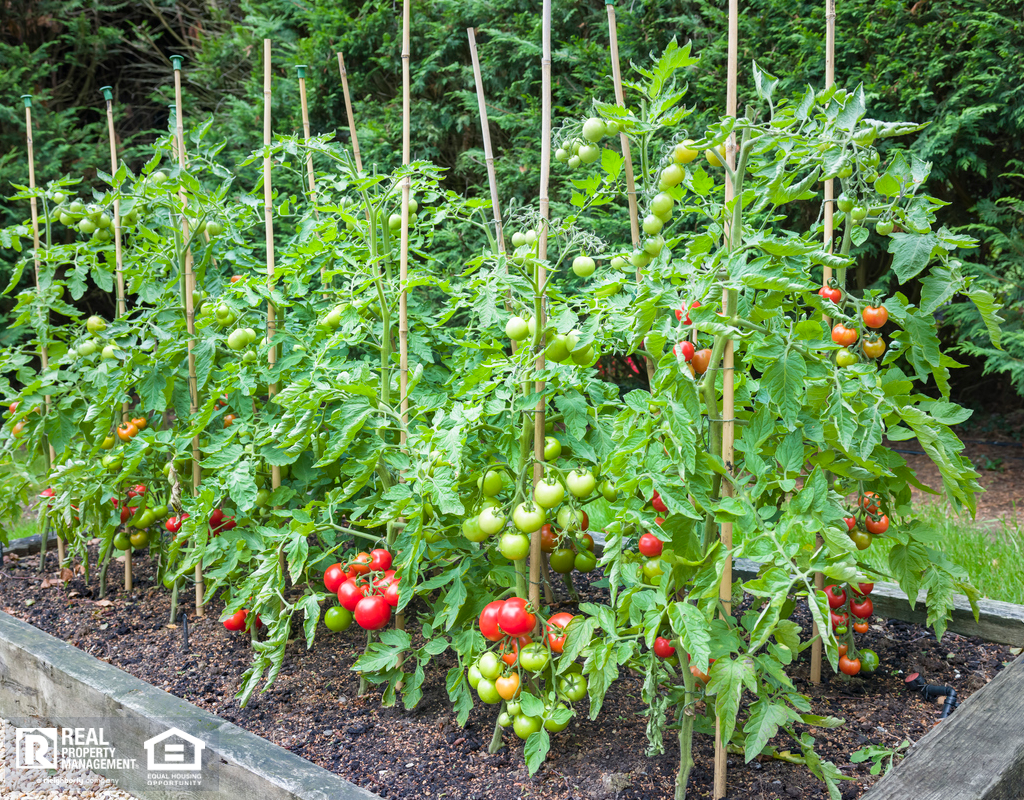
171,55,205,616
100,85,132,591
296,65,326,293
337,53,364,173
20,95,60,570
714,1,739,796
529,0,553,612
811,0,838,688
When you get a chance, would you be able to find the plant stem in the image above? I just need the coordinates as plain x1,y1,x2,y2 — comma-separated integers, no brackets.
98,535,113,599
488,717,505,753
675,660,697,800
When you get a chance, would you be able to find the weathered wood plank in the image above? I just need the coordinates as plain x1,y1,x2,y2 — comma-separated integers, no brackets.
861,654,1024,800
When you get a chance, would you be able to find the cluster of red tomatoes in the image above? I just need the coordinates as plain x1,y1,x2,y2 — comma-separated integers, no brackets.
223,608,261,632
825,298,890,367
843,491,890,550
651,635,715,684
471,599,582,739
671,301,713,376
825,581,879,676
323,549,400,632
541,523,596,575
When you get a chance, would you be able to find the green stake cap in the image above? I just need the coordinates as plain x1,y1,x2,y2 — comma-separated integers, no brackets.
20,94,32,108
605,0,616,5
170,55,184,71
296,65,308,78
100,86,113,101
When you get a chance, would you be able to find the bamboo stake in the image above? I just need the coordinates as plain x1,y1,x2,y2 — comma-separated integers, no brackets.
170,55,204,616
296,65,326,295
467,28,505,256
714,1,739,796
21,95,60,570
337,53,364,173
263,41,282,538
100,85,132,591
529,0,552,611
811,0,837,689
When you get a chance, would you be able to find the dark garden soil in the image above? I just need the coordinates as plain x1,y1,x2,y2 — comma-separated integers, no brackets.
0,543,1015,800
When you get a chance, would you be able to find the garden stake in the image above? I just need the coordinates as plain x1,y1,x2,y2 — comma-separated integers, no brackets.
100,85,133,591
529,0,552,611
811,0,838,689
467,28,506,255
171,55,205,616
263,41,284,578
337,53,363,173
296,65,326,293
714,1,740,796
394,0,413,665
20,95,59,570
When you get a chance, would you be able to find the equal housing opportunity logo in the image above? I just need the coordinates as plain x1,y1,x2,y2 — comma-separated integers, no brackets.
7,722,214,791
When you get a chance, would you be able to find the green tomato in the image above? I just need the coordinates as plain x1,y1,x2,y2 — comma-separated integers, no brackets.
477,678,502,705
851,205,868,221
836,195,855,213
519,643,550,673
543,703,571,732
205,220,224,236
77,340,99,357
242,350,258,364
556,506,585,532
600,479,619,502
644,235,665,256
227,329,249,351
571,345,595,365
478,507,506,535
543,436,562,461
462,515,488,542
581,117,607,143
875,219,894,236
512,502,545,534
574,550,597,573
467,664,483,690
631,250,652,268
533,478,564,509
859,648,879,674
571,255,595,278
643,558,664,584
324,606,353,632
505,315,529,341
101,345,119,360
513,714,542,740
642,214,663,235
78,218,97,235
505,701,521,716
558,674,587,702
478,652,502,680
659,163,684,189
566,469,596,499
129,529,150,549
113,531,132,551
481,470,504,497
836,348,858,367
578,143,601,165
567,155,581,169
497,712,514,728
650,192,674,218
544,334,571,363
499,532,531,561
549,548,575,574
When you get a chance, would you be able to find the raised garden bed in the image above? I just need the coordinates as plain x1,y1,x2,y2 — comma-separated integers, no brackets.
1,544,1016,800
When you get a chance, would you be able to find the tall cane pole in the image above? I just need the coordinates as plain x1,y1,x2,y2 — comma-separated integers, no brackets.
337,53,364,173
170,55,204,616
296,65,325,294
529,0,552,611
100,85,132,591
467,29,505,257
811,0,837,689
714,1,739,796
21,95,59,568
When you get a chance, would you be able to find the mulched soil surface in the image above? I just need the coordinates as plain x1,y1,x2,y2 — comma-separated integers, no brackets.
0,544,1014,800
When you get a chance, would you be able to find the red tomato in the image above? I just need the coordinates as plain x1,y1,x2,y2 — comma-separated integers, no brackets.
865,515,889,534
349,552,372,575
384,582,401,608
653,636,676,659
859,492,881,514
853,621,869,633
337,579,366,612
862,305,888,329
651,491,668,514
638,532,663,558
222,609,248,632
838,643,848,657
818,286,842,304
369,548,393,572
539,524,560,553
839,655,861,676
691,348,713,376
831,611,848,630
354,595,391,630
120,506,136,524
324,563,346,594
498,597,536,636
831,323,858,346
209,508,225,528
824,584,847,609
546,612,574,654
673,340,695,361
127,483,147,499
850,597,873,619
854,582,874,596
479,600,505,642
844,517,856,531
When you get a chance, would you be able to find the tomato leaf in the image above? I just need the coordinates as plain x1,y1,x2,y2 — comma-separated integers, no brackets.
523,729,550,775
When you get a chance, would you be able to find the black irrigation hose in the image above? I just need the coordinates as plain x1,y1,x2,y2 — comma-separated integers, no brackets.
905,672,959,719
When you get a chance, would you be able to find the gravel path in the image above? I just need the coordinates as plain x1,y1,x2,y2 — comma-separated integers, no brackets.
1,719,137,799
